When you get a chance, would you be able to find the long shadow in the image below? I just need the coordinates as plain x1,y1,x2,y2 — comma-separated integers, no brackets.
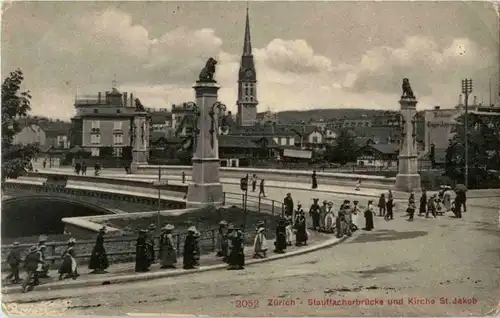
348,229,428,244
354,265,417,278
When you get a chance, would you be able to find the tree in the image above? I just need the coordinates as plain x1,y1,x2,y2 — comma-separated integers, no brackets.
325,129,358,165
2,69,39,181
445,113,500,187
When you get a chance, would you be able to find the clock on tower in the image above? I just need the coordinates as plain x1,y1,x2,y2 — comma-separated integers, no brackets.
244,69,254,79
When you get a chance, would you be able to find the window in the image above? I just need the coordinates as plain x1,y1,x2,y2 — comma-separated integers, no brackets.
91,134,101,144
280,137,287,146
289,137,294,145
312,136,319,144
114,121,123,130
113,134,123,145
116,109,121,114
91,148,100,157
93,109,98,114
91,121,100,129
113,147,123,158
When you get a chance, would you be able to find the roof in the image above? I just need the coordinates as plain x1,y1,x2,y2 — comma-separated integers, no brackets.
354,137,375,148
219,135,279,149
358,143,399,155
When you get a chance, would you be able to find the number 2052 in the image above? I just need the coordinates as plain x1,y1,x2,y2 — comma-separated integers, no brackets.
235,300,259,308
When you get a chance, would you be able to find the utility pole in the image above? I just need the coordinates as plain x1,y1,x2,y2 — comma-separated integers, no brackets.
461,79,473,188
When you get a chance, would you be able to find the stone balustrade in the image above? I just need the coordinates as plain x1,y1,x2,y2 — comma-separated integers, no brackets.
138,165,396,190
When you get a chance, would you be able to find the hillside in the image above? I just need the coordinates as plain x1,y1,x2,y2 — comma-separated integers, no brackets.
276,108,397,123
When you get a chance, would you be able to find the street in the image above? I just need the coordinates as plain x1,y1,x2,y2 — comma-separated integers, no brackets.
3,196,499,316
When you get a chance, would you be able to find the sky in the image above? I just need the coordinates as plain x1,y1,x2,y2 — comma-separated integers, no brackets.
1,1,499,120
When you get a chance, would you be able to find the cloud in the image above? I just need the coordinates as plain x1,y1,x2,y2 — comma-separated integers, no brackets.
2,6,497,120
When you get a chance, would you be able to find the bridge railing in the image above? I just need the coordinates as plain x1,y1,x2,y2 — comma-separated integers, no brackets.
0,192,284,270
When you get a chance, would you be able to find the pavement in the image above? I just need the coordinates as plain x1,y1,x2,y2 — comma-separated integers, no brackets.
2,215,360,296
3,196,498,316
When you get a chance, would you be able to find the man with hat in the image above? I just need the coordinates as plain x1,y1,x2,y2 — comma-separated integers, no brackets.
183,226,200,269
37,235,50,278
5,242,22,284
228,226,245,270
283,193,294,218
58,238,78,280
309,198,321,231
274,217,288,253
324,201,335,233
22,245,44,293
135,230,151,272
147,224,157,264
89,226,109,274
159,224,177,269
253,226,268,259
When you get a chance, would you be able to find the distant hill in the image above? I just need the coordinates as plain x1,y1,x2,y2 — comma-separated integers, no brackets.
276,108,397,123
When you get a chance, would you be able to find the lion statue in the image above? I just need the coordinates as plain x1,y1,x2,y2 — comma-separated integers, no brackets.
198,57,218,82
401,78,415,99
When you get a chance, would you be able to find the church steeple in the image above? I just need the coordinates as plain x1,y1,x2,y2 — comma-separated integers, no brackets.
236,5,258,127
243,7,252,56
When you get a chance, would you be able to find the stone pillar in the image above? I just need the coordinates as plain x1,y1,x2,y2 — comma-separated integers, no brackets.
130,112,150,173
186,81,224,206
395,97,422,192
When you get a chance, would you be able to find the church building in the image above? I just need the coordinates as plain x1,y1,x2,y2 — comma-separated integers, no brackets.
236,8,258,127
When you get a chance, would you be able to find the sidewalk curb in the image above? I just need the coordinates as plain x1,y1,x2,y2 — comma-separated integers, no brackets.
2,222,357,298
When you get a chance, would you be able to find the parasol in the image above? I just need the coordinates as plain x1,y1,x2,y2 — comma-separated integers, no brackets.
455,184,467,193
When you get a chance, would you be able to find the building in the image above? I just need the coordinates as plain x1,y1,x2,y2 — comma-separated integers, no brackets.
13,123,46,146
70,87,144,161
423,106,461,152
171,102,196,138
356,143,399,168
236,8,258,127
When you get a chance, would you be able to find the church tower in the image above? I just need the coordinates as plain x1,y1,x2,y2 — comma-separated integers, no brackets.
237,7,258,127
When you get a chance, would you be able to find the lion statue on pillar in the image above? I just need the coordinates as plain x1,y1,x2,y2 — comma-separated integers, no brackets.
198,57,217,82
401,78,416,99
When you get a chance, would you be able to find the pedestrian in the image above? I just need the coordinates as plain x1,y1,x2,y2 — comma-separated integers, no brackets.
183,226,200,269
159,224,177,269
81,162,87,175
426,194,437,218
443,187,452,212
324,201,336,233
251,174,257,192
355,179,361,191
259,178,266,197
228,227,245,270
285,217,294,246
37,235,50,278
294,210,308,246
147,224,156,264
88,226,109,274
455,188,467,213
253,227,268,258
294,202,304,224
378,194,386,217
94,161,101,176
385,197,394,220
311,170,318,189
182,171,186,183
352,200,361,215
283,193,294,218
343,200,355,235
319,200,328,231
5,242,22,284
58,238,78,280
419,188,427,216
309,198,321,230
43,160,47,169
407,194,416,221
135,230,150,272
452,197,462,218
364,200,375,231
22,246,44,293
75,162,81,175
336,201,347,238
274,217,288,253
215,220,229,260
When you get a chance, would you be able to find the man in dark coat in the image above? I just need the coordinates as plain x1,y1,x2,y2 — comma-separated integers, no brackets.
22,246,44,293
5,242,22,284
343,201,353,236
274,217,287,253
385,196,394,220
283,193,294,218
183,226,200,269
147,224,156,264
228,227,245,270
309,198,321,230
37,235,50,278
294,209,308,246
259,179,266,197
311,170,318,189
135,230,150,272
419,188,427,216
89,226,109,274
216,220,229,260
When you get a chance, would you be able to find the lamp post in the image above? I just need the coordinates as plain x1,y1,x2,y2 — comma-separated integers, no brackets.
153,166,167,234
461,79,473,187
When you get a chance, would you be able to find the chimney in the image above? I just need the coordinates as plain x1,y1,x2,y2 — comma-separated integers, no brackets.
130,93,134,107
123,92,128,107
473,95,477,106
98,92,102,103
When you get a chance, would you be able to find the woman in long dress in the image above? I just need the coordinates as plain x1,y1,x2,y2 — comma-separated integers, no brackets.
159,224,177,269
364,200,375,231
135,230,150,272
253,227,268,258
88,226,109,274
324,201,336,233
443,187,452,211
58,238,78,280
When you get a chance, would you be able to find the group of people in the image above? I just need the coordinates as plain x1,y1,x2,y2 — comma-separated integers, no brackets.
73,161,101,176
5,235,79,293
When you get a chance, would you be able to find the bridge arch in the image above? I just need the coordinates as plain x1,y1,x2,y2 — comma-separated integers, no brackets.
1,195,113,239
